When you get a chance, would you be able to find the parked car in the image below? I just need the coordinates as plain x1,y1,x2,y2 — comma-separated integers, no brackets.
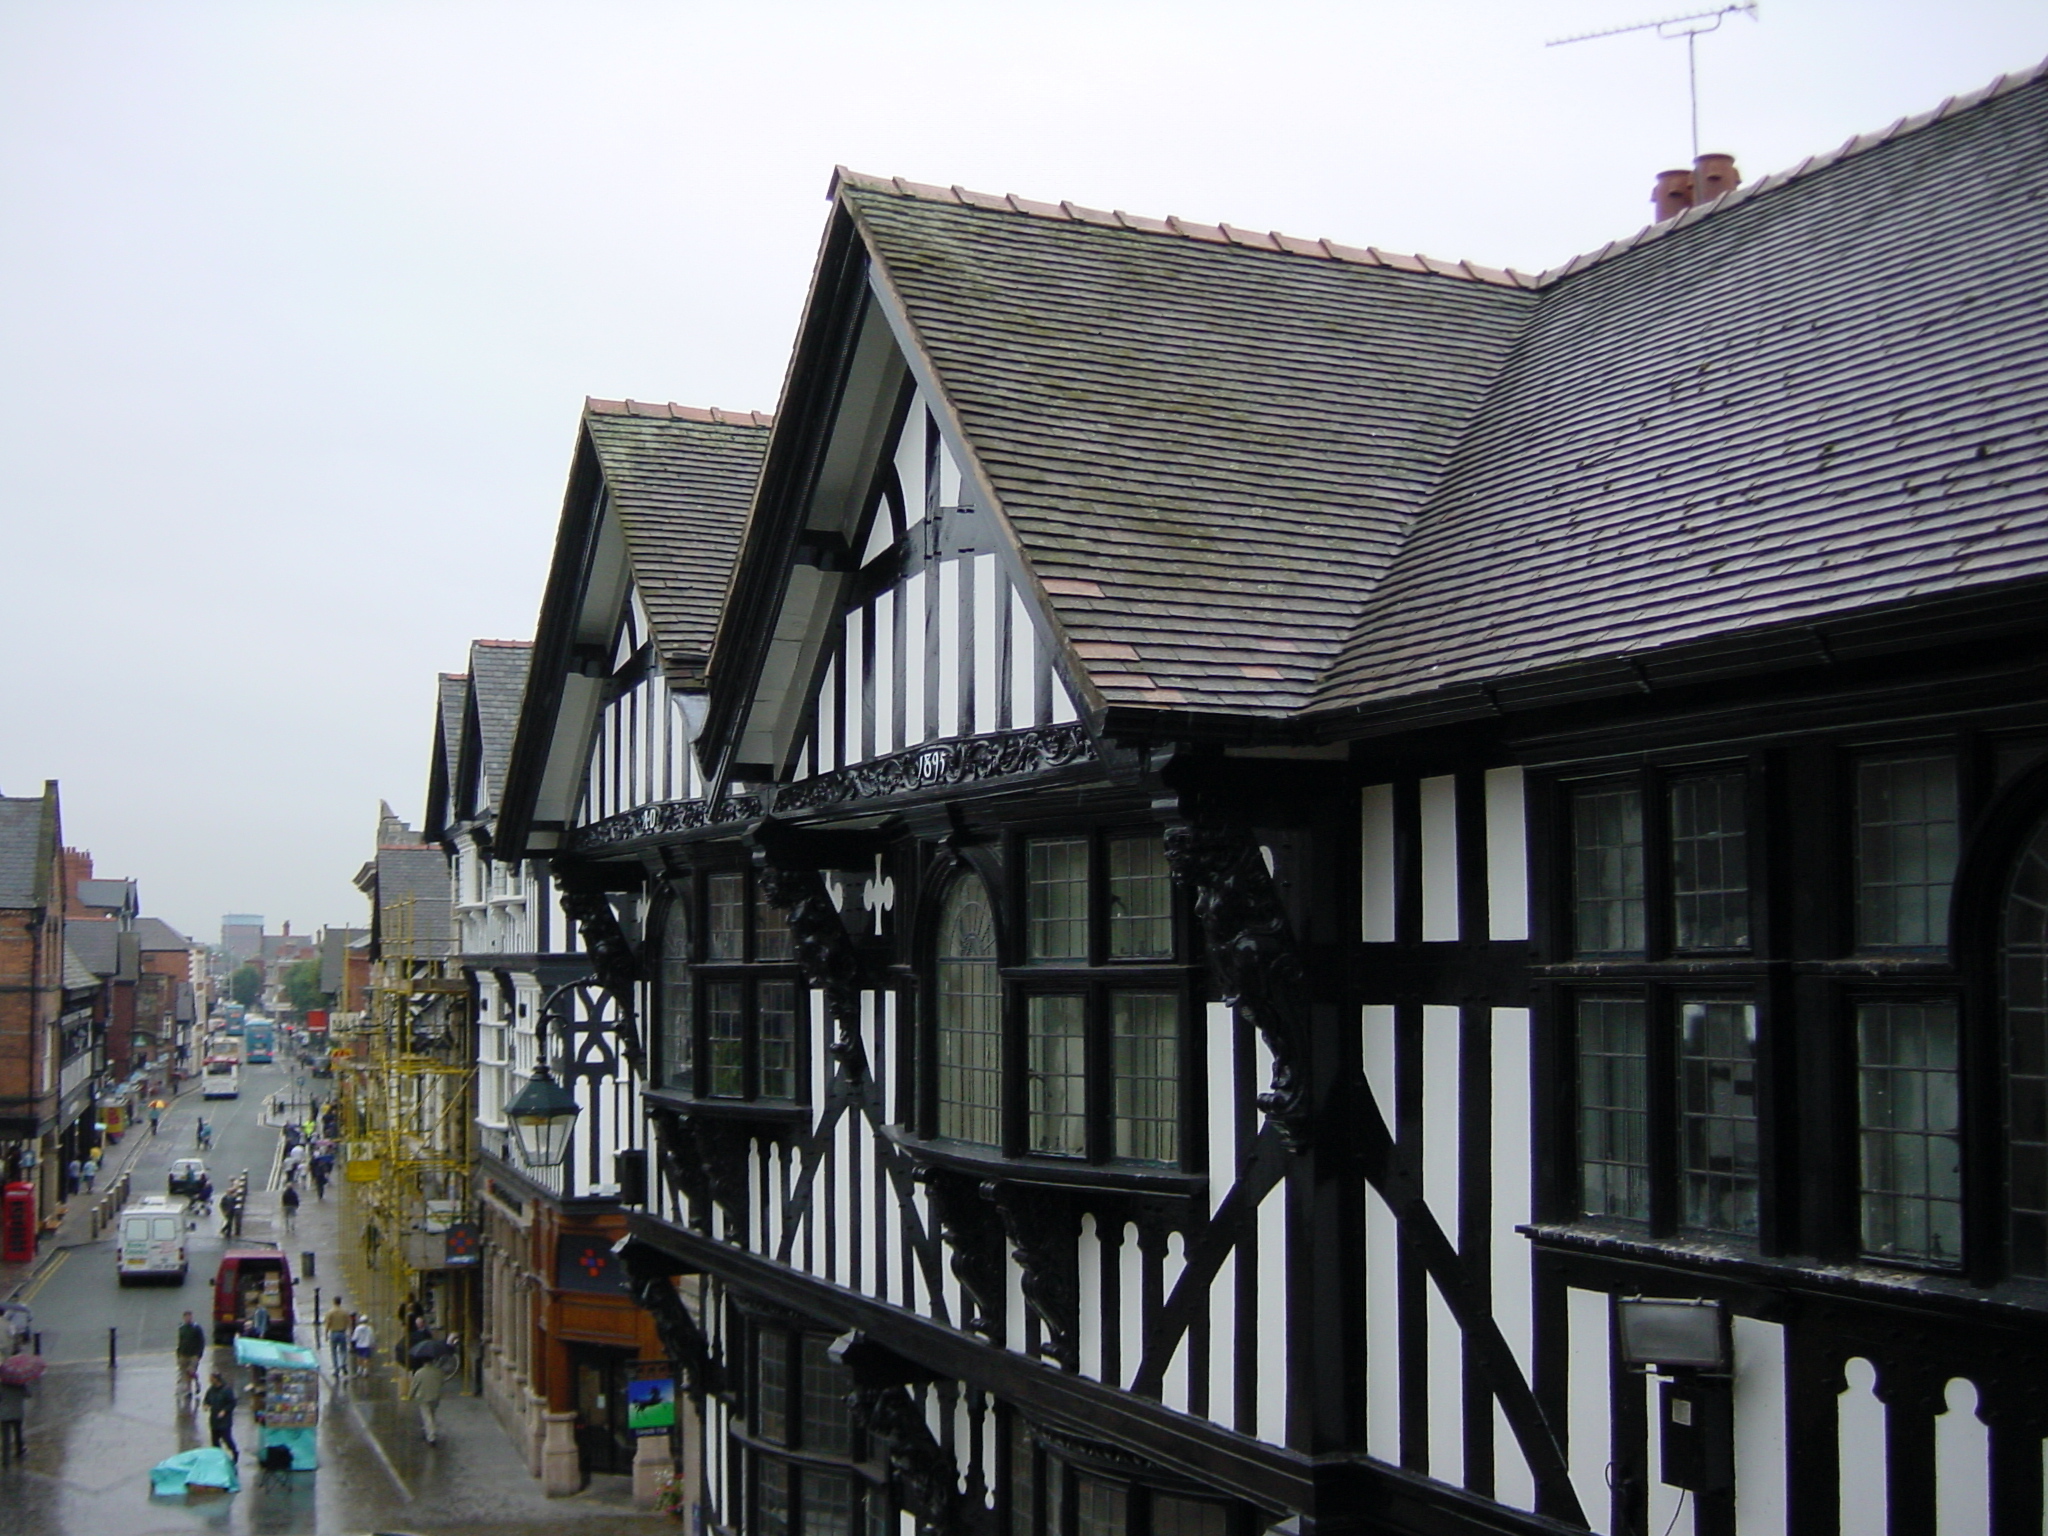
167,1159,208,1197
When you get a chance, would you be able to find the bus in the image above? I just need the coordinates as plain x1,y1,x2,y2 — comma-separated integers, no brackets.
245,1019,275,1063
203,1055,241,1099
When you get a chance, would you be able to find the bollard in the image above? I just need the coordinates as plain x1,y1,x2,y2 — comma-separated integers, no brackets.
303,1250,315,1279
108,1325,117,1370
32,1332,40,1355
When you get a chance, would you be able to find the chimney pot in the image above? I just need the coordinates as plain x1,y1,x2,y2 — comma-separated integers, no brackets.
1652,169,1695,222
1693,152,1741,204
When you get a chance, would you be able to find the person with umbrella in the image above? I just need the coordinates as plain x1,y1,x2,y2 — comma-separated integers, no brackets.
0,1369,28,1458
407,1337,453,1444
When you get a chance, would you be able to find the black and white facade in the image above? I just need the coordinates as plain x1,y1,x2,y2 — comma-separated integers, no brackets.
494,64,2048,1536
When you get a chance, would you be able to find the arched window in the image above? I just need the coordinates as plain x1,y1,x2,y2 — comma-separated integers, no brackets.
937,876,1001,1146
2003,810,2048,1278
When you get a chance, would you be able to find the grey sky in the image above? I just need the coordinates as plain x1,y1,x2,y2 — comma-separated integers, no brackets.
2,0,2042,943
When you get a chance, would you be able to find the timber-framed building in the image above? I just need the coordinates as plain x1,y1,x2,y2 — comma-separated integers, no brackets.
494,63,2048,1536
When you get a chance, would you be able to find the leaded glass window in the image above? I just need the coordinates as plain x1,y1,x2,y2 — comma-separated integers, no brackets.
1027,995,1087,1156
661,885,693,1089
1856,753,1959,951
709,872,747,961
1679,999,1758,1236
760,981,798,1101
1108,833,1173,959
2006,812,2048,1279
1112,992,1179,1164
1578,996,1650,1222
1858,1001,1962,1265
709,982,746,1098
1572,785,1645,956
938,878,1001,1146
1670,776,1749,950
1027,839,1090,961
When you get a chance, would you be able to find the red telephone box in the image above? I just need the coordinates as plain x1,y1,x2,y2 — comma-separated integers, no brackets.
1,1182,36,1264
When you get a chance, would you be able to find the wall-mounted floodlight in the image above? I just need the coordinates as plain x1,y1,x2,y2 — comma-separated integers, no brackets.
1615,1296,1729,1373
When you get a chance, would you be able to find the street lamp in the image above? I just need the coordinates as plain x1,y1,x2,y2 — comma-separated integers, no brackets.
504,1067,580,1169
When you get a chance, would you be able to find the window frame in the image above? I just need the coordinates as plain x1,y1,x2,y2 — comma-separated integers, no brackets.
913,827,1204,1177
658,865,807,1107
730,1312,887,1536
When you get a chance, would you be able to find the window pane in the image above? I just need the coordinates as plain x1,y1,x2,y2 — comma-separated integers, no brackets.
662,888,694,1088
757,1456,790,1536
760,981,798,1101
800,1335,851,1454
757,1330,789,1443
1152,1498,1230,1536
804,1471,853,1536
709,872,747,961
1009,1417,1036,1536
1856,754,1959,950
757,888,795,962
1027,995,1088,1156
1075,1476,1127,1536
1577,996,1650,1222
1670,775,1749,950
2006,815,2048,1279
1112,992,1179,1164
938,879,1002,1146
1572,786,1645,956
1027,838,1091,961
1108,833,1173,959
1679,1000,1759,1236
710,982,746,1098
1858,1002,1963,1265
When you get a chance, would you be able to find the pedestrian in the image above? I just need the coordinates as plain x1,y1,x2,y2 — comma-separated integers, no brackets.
325,1298,350,1377
311,1159,329,1201
281,1182,299,1232
350,1316,374,1379
175,1310,207,1401
409,1356,443,1444
81,1154,98,1193
203,1372,238,1459
219,1190,241,1239
0,1375,27,1458
64,1158,79,1197
248,1296,271,1340
149,1105,161,1136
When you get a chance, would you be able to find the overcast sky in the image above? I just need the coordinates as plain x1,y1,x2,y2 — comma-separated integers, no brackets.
2,0,2042,944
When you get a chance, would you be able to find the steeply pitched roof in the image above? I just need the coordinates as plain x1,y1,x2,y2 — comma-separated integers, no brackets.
467,639,532,815
66,919,119,976
134,916,190,951
1314,61,2048,718
374,845,453,957
838,177,1527,716
584,400,772,689
0,790,56,908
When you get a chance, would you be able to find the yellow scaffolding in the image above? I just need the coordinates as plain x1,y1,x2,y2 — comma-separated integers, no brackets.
332,895,475,1381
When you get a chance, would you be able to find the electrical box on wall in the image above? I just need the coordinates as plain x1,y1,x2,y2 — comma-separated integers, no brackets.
1660,1377,1733,1493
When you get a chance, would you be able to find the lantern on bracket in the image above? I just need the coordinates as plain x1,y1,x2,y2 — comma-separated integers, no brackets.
504,1067,580,1169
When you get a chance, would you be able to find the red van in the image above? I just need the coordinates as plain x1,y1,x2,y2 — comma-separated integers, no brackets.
211,1246,295,1345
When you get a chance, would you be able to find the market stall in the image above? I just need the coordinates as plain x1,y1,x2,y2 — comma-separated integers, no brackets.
232,1335,319,1469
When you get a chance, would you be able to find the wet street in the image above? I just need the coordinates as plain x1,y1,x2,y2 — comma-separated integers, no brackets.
2,1066,670,1535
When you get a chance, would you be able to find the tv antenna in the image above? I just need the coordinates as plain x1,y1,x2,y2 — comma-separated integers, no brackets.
1547,2,1759,160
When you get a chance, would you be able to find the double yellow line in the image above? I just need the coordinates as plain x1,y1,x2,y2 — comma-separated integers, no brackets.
18,1247,68,1303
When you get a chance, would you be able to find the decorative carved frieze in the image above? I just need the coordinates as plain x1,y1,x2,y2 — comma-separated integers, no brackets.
984,1181,1080,1368
567,794,763,855
773,722,1094,815
756,862,868,1080
912,1163,1006,1341
1164,822,1314,1151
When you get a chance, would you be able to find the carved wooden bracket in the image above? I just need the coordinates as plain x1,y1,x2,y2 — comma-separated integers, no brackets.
691,1118,754,1244
756,861,870,1082
849,1382,966,1534
1163,821,1314,1150
912,1163,1006,1341
616,1241,723,1398
984,1181,1080,1368
648,1108,712,1232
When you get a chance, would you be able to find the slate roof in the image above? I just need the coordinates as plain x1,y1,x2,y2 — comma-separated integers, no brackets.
66,920,119,977
374,844,454,957
436,672,467,797
829,59,2048,725
134,916,190,952
467,639,532,814
63,939,99,992
584,400,773,689
1316,59,2048,717
0,793,54,908
840,177,1527,714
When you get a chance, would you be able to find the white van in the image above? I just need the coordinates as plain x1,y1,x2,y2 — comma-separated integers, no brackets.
115,1194,190,1284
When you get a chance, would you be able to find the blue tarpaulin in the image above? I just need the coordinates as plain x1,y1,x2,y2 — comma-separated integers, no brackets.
149,1446,240,1495
232,1336,319,1371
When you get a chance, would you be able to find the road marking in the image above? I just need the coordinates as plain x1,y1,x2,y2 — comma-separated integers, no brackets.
18,1248,68,1302
343,1391,414,1501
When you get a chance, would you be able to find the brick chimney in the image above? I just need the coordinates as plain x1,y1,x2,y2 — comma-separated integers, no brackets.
1650,153,1742,222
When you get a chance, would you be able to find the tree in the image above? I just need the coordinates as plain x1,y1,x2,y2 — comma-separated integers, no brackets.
283,957,331,1014
230,964,264,1009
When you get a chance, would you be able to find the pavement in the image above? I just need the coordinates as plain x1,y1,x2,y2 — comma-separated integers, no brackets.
2,1068,674,1534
